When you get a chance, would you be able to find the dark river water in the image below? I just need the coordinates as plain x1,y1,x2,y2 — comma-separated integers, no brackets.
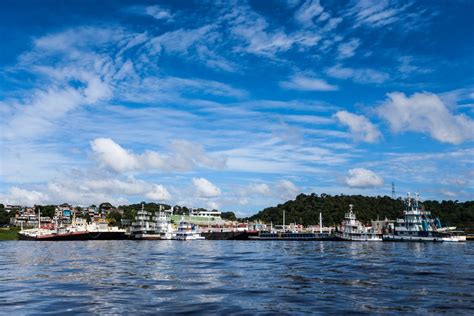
1,241,473,315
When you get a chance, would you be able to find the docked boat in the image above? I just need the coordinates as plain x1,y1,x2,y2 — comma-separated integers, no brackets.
383,193,466,242
173,218,205,240
153,207,175,240
18,213,126,241
334,205,382,241
130,204,161,240
249,231,334,240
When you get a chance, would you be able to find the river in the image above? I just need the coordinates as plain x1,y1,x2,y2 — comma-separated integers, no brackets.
1,241,473,314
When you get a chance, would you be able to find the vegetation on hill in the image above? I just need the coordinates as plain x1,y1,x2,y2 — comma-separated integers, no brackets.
221,212,237,221
0,204,16,226
245,193,474,228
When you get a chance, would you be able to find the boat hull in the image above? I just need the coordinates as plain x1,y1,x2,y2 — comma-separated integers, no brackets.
334,232,382,241
202,231,259,240
383,233,464,242
131,233,174,240
383,235,443,242
18,231,127,241
249,232,337,241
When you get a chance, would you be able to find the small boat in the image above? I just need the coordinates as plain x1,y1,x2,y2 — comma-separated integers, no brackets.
334,205,382,241
383,193,466,242
173,218,205,240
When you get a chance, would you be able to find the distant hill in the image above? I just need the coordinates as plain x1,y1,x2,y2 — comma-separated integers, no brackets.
245,193,474,229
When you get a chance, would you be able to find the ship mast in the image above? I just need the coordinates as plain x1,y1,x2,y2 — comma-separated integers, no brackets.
38,206,41,231
319,212,323,234
283,210,285,232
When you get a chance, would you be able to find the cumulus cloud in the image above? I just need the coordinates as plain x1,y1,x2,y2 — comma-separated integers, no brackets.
91,138,139,173
345,168,384,188
334,111,381,143
145,184,171,201
192,178,221,198
377,92,474,144
90,138,226,173
3,187,48,206
276,180,300,199
1,176,171,206
280,74,338,91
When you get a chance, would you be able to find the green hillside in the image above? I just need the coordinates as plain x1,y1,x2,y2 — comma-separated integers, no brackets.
245,193,474,228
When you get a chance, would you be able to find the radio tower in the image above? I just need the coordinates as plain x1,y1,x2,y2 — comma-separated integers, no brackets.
391,182,396,199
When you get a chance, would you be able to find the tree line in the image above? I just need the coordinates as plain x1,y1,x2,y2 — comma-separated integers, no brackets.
244,193,474,229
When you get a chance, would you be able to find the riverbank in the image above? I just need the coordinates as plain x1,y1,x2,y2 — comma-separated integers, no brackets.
0,227,19,240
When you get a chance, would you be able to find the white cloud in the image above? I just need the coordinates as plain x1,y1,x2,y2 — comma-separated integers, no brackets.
326,64,389,84
280,74,338,91
334,111,381,143
145,184,171,201
346,0,412,28
192,178,221,198
294,0,324,27
206,201,220,210
337,38,360,59
248,183,272,196
439,189,457,198
345,168,384,188
145,5,173,21
148,25,214,55
2,79,109,140
158,76,247,98
146,25,238,72
91,138,139,173
377,92,474,144
0,175,172,207
228,5,322,57
276,180,300,199
3,187,48,206
90,138,226,173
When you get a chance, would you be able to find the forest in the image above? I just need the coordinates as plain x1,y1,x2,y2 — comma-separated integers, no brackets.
245,193,474,229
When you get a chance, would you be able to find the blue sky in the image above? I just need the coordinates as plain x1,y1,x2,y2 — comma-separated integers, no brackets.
0,0,473,215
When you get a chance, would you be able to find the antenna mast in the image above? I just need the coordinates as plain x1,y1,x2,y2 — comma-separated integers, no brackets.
391,182,396,199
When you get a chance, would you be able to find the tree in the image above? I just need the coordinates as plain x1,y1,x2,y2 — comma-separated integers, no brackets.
106,211,122,227
36,205,56,218
221,211,237,221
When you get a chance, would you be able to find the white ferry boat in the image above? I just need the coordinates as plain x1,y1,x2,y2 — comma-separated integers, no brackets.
383,193,466,242
173,218,205,241
335,205,382,241
130,204,161,240
153,206,175,240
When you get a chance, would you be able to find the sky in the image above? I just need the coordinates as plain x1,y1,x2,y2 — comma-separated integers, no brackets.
0,0,473,215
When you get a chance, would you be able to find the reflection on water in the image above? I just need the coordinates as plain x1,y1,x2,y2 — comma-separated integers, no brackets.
0,241,473,314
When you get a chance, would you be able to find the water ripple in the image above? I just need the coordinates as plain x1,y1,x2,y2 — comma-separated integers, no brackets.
0,241,473,314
